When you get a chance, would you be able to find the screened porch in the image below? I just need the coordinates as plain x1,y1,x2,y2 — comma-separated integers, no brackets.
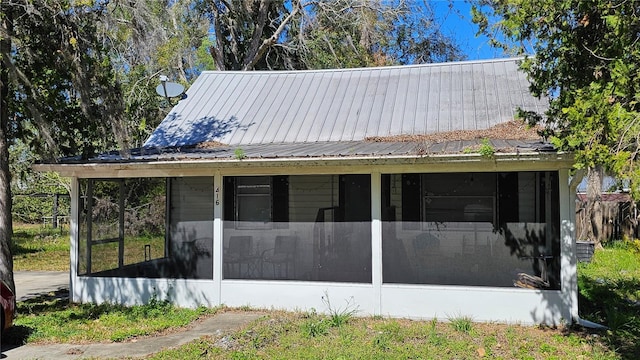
77,171,560,290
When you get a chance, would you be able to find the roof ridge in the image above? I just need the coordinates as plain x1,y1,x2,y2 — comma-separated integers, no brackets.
198,57,526,75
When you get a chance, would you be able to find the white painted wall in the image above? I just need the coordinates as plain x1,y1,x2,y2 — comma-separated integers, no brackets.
71,276,566,325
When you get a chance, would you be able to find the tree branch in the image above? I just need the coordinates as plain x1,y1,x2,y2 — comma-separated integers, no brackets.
242,0,269,69
582,43,616,61
210,2,227,70
242,0,301,70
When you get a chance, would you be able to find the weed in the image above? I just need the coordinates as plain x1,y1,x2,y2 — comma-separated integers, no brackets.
604,306,633,331
372,320,403,351
301,318,329,338
622,236,640,254
321,291,358,328
372,331,391,351
234,148,246,160
430,317,438,330
448,314,474,334
461,139,495,159
478,138,495,158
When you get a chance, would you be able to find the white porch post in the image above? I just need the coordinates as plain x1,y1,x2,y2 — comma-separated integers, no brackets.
213,171,223,305
69,177,79,303
371,171,382,315
559,168,578,323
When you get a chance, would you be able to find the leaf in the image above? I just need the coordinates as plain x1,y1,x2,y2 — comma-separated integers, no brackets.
604,15,620,29
477,347,486,357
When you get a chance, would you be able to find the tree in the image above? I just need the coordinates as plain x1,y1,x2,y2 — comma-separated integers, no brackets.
300,0,463,69
472,0,640,246
0,0,127,294
100,0,211,146
200,0,463,70
0,0,14,299
198,0,299,70
0,0,464,295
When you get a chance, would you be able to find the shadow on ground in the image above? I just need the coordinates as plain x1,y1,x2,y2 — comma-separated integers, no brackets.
1,290,69,346
567,256,640,360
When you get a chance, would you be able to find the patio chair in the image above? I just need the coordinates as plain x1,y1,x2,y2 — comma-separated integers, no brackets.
224,236,253,278
262,235,298,279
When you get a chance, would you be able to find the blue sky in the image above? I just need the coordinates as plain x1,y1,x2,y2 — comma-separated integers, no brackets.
431,0,507,60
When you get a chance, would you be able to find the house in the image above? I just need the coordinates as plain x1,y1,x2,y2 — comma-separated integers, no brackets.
36,58,582,325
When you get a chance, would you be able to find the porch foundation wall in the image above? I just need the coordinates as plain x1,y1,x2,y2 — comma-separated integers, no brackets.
72,276,570,325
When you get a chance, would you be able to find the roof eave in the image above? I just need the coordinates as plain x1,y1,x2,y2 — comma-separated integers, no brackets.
34,152,574,178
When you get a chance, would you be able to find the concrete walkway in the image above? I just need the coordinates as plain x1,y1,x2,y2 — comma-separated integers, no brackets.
1,312,263,359
3,272,263,359
13,271,69,301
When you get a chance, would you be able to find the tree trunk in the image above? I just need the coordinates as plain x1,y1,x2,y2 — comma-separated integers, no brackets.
586,165,604,248
0,1,16,298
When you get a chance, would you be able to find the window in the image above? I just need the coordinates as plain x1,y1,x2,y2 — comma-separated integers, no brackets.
236,177,272,224
223,174,371,283
422,173,496,224
224,176,289,228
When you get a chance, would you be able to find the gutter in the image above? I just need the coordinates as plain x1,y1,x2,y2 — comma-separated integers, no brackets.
576,317,608,330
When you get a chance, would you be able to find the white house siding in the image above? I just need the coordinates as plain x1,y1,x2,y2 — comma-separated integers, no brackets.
288,175,338,222
518,172,537,221
287,175,339,279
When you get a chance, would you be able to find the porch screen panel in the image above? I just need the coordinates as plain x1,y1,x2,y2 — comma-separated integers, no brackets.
223,175,372,283
78,178,167,278
168,177,214,279
382,172,560,289
78,179,122,276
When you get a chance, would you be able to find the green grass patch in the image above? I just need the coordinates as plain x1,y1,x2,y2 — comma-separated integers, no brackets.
4,293,217,344
448,314,474,334
144,311,616,360
12,222,166,272
578,239,640,358
12,223,71,271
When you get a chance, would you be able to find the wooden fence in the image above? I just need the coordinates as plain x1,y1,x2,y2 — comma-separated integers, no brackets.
576,193,639,242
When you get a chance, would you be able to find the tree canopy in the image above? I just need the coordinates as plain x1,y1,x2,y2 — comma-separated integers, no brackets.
199,0,463,70
472,0,640,197
472,0,640,244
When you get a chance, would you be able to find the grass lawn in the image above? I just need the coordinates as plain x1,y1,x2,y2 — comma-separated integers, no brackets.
12,223,70,271
146,311,616,360
6,224,640,359
5,294,218,344
577,240,640,358
12,223,165,272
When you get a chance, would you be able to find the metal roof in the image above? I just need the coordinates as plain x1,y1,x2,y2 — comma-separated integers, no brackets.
77,139,554,164
144,58,547,148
